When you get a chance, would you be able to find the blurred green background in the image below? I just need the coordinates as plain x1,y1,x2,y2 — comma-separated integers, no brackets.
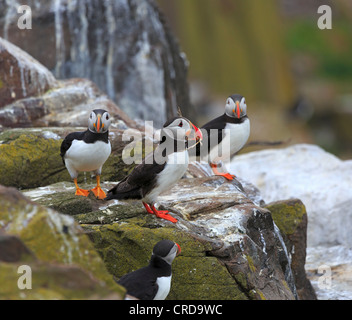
158,0,352,159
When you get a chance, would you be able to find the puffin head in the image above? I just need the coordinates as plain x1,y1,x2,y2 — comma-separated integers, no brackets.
160,116,202,148
225,94,247,119
152,239,181,265
88,109,111,133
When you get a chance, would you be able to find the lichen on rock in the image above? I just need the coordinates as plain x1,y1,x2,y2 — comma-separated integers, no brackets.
19,174,309,300
0,185,125,299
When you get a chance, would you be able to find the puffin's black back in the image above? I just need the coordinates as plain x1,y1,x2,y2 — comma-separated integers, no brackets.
105,132,186,201
117,257,171,300
194,113,249,157
105,151,167,200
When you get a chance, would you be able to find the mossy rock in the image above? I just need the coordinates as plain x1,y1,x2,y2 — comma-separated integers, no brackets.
20,179,305,300
82,218,248,300
0,261,123,300
265,199,316,300
24,182,96,216
0,132,67,188
266,199,306,236
0,185,125,299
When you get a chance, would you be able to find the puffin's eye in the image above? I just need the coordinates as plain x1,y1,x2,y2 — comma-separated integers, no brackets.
178,121,183,127
105,113,109,120
90,113,93,119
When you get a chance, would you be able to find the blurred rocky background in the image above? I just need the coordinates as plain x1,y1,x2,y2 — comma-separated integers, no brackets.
158,0,352,159
1,0,351,158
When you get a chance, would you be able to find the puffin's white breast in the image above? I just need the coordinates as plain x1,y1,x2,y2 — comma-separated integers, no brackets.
208,118,250,163
143,150,189,203
65,140,111,173
153,275,172,300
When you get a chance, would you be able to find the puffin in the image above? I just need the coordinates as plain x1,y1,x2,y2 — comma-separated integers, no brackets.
117,239,181,300
194,94,250,180
60,109,112,199
105,116,202,223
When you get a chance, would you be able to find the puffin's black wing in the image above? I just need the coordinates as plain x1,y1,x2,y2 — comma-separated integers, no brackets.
106,152,166,200
195,114,227,157
60,131,86,164
117,267,159,300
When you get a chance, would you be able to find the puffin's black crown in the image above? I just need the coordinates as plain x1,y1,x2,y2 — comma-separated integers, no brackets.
229,94,244,102
92,108,108,115
153,240,176,257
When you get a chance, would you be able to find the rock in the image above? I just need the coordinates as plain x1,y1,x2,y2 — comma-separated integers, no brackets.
265,199,317,300
22,175,312,300
0,76,137,129
0,0,193,127
230,143,352,248
0,37,138,130
305,245,352,300
230,143,352,299
0,129,67,188
84,221,246,300
0,261,122,300
158,176,297,300
0,233,34,263
0,184,125,299
0,37,57,108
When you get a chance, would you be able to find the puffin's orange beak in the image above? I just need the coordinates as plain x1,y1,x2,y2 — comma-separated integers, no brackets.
188,123,203,141
176,243,181,256
233,101,241,119
94,115,102,132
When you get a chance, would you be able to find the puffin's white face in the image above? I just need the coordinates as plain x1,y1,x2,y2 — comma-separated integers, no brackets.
88,109,111,133
161,117,202,145
153,240,181,265
225,95,247,119
162,243,181,264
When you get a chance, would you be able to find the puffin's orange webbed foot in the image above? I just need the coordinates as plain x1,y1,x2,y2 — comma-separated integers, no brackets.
91,175,106,199
151,205,178,223
143,202,178,223
73,178,90,197
75,188,90,197
218,172,236,181
91,186,107,199
210,163,236,181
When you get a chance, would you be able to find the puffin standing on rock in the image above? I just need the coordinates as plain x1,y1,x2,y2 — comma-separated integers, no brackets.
195,94,250,180
117,240,181,300
105,116,202,223
60,109,112,199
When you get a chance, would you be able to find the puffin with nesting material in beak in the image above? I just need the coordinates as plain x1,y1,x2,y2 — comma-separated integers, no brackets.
194,94,250,180
105,116,202,223
60,109,112,199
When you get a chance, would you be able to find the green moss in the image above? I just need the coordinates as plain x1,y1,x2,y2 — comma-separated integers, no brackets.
36,190,93,216
282,280,291,293
0,191,125,298
0,134,67,188
246,255,256,273
255,290,267,300
171,257,247,300
233,272,247,290
0,261,124,300
266,199,306,235
82,218,247,300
